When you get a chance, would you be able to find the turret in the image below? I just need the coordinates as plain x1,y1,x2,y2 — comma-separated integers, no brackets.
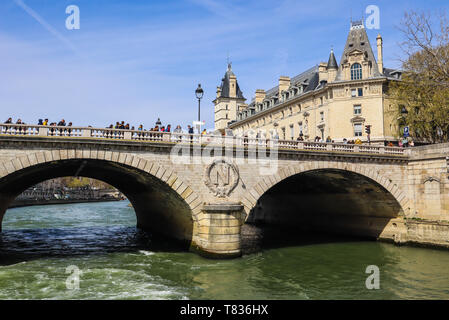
326,48,338,82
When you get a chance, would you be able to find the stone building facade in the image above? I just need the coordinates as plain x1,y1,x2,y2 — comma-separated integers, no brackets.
214,20,403,144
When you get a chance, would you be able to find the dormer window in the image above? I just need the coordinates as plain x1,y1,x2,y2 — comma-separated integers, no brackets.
351,63,362,80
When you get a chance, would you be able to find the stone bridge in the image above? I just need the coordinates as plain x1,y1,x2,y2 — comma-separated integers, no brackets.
0,124,448,258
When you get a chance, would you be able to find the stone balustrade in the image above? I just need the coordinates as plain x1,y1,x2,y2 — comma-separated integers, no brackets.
0,123,406,155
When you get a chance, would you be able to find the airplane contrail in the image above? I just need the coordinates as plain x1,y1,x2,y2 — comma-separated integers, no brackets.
14,0,82,56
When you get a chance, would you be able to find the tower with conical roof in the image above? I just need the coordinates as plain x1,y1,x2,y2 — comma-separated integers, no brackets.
327,48,338,82
335,20,382,82
213,63,246,131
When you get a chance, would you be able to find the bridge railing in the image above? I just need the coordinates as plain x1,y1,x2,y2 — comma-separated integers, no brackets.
0,123,407,155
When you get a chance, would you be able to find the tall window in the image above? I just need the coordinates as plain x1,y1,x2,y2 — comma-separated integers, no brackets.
351,63,362,80
290,125,294,140
354,123,363,136
354,105,362,115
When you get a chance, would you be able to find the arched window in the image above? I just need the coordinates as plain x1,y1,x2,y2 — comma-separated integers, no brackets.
351,63,362,80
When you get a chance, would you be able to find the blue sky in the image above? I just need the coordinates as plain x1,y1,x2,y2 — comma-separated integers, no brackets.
0,0,447,130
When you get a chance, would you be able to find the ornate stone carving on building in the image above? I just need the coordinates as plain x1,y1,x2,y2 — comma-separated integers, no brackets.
205,159,239,198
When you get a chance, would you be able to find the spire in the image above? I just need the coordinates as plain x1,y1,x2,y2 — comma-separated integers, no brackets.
327,48,338,70
217,63,244,99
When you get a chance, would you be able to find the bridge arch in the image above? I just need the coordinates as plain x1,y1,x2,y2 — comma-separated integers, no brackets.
0,150,202,242
241,161,409,242
244,161,409,217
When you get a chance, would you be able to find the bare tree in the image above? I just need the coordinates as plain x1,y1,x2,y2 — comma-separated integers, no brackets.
390,10,449,143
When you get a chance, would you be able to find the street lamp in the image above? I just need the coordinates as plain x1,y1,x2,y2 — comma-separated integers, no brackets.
195,84,204,133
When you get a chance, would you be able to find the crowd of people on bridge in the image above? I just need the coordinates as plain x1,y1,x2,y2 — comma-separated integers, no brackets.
3,116,415,147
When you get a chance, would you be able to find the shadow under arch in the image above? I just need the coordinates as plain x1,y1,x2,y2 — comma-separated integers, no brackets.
0,158,194,244
243,169,405,251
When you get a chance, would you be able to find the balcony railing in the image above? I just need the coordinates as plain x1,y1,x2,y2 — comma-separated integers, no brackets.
0,123,406,156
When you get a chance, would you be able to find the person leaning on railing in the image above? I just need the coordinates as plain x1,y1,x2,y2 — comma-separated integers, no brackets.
15,119,24,134
3,118,12,134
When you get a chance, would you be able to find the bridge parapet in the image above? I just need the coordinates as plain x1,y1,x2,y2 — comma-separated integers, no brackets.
0,123,406,156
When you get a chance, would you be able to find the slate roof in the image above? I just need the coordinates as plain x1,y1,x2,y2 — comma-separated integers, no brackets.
218,63,245,99
327,49,338,69
335,20,382,81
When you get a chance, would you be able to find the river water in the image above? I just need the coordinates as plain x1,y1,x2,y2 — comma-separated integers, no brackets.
0,201,448,300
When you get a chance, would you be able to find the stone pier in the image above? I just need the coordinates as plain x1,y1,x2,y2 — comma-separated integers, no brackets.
191,204,245,258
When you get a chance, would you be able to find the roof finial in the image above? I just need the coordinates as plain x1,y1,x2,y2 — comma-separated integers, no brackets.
227,52,232,71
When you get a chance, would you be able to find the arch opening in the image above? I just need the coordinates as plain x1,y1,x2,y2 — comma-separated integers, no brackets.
243,169,404,252
0,159,194,247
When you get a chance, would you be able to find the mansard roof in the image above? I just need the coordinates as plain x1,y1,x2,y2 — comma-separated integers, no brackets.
262,66,320,100
218,63,245,99
335,20,382,81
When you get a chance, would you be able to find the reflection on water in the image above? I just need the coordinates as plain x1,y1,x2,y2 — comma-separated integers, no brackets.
0,201,449,300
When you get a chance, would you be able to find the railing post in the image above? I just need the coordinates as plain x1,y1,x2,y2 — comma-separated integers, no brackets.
354,145,360,152
38,127,48,136
379,146,385,154
82,128,92,138
326,143,333,151
297,141,304,150
162,132,171,142
124,131,132,140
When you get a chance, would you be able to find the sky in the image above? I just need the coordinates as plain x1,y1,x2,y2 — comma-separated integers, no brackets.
0,0,447,131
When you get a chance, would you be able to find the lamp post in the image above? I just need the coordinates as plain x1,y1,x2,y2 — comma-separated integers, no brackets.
195,84,204,134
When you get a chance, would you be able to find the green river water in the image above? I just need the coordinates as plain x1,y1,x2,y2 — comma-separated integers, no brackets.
0,200,448,300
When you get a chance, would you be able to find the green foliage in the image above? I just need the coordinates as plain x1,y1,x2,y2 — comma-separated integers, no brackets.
389,11,449,143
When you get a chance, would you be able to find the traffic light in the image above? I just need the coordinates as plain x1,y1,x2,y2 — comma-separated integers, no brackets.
365,125,371,134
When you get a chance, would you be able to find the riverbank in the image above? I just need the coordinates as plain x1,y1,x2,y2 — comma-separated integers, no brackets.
8,198,123,209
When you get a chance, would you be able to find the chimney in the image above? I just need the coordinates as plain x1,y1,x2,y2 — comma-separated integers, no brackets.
255,89,266,103
216,86,222,98
318,62,328,83
278,76,290,98
377,34,383,74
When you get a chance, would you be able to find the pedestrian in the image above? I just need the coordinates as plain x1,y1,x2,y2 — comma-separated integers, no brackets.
326,136,332,143
402,137,408,147
38,119,43,125
4,117,12,133
166,124,171,133
174,125,182,142
43,119,49,126
188,125,194,142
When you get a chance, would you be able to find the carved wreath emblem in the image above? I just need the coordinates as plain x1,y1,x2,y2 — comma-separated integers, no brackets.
205,159,239,198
